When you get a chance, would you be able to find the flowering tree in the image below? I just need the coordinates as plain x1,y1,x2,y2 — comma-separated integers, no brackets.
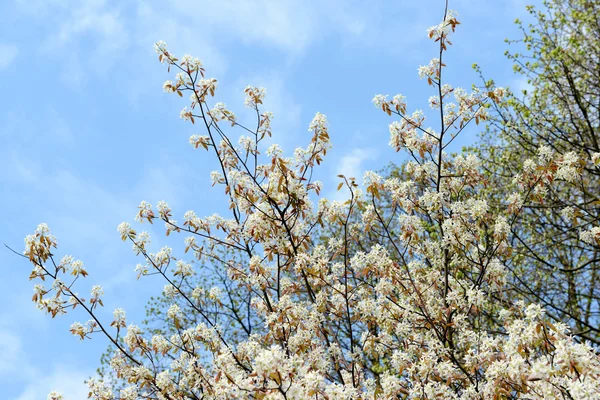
23,2,600,399
473,0,600,344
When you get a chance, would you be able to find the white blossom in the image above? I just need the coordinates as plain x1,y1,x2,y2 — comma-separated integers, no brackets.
47,392,64,400
308,112,328,132
580,227,600,245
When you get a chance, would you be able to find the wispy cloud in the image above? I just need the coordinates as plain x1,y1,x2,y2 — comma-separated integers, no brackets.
15,364,91,400
0,43,18,69
12,0,391,86
329,147,376,200
0,325,90,399
336,147,375,180
0,329,33,378
510,76,533,95
15,0,130,83
163,0,369,54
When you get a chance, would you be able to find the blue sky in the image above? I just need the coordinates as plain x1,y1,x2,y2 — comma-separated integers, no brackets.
0,0,538,398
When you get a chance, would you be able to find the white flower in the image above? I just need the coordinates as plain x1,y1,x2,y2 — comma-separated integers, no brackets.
59,255,73,269
85,320,98,333
308,112,328,132
468,199,488,219
197,78,218,97
189,134,210,149
210,171,223,185
120,386,138,400
391,94,406,107
180,106,193,121
175,72,191,86
69,260,85,276
561,206,575,220
124,324,142,350
556,151,579,182
523,158,536,173
113,308,126,326
181,55,203,72
494,216,510,239
134,263,148,277
35,223,51,236
372,94,388,108
68,294,79,307
87,378,114,400
428,95,440,109
363,171,383,187
427,10,459,40
418,58,440,79
117,222,132,239
52,278,64,291
70,322,85,339
238,135,254,152
174,260,194,277
580,227,600,245
188,57,203,72
156,370,173,390
440,84,453,96
507,192,523,212
156,200,170,216
91,285,103,298
208,286,222,301
184,236,196,249
209,102,235,122
192,286,205,300
135,200,153,223
493,87,505,99
167,304,182,320
38,296,65,316
244,86,267,108
537,145,554,163
183,210,197,223
153,246,172,266
266,144,283,157
47,391,63,400
163,80,175,93
33,283,45,297
163,284,178,299
154,40,167,54
151,334,171,354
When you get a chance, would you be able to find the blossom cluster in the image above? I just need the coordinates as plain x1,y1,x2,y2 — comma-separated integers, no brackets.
20,8,600,400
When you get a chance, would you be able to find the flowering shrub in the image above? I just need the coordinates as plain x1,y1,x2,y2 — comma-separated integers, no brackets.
22,3,600,399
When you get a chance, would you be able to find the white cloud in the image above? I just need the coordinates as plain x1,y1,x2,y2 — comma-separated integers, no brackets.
0,326,90,399
14,0,71,17
15,0,130,83
0,43,18,69
1,151,42,184
329,147,375,200
59,53,88,89
46,1,130,74
14,0,385,85
164,0,370,54
336,147,375,180
0,330,33,378
510,76,533,95
15,365,91,400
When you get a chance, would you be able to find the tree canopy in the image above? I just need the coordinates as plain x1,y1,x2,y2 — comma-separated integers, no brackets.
20,1,600,399
474,0,600,344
